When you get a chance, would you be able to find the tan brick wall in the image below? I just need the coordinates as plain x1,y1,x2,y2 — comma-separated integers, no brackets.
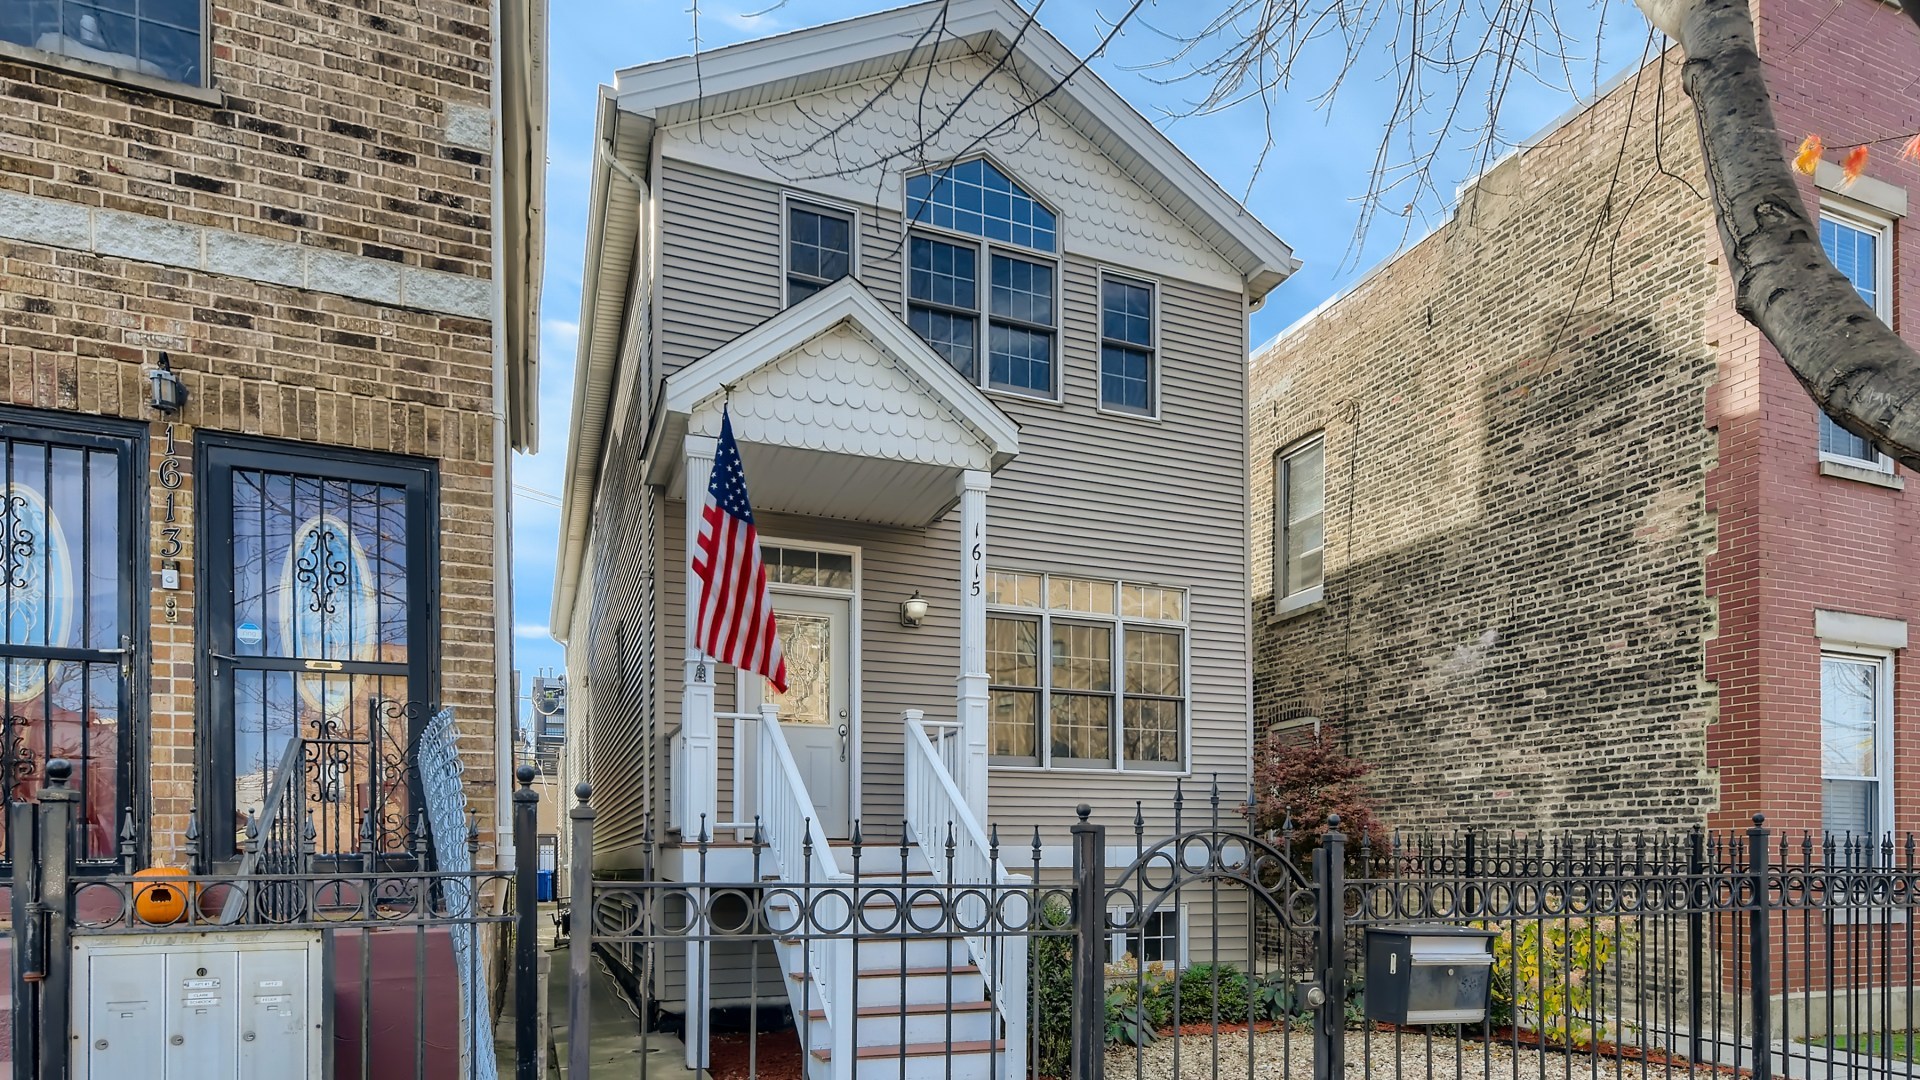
1250,56,1723,830
0,0,503,867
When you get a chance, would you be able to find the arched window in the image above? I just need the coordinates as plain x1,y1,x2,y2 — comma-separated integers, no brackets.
904,159,1061,398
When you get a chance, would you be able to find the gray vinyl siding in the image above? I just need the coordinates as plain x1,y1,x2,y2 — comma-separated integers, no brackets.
643,157,1253,849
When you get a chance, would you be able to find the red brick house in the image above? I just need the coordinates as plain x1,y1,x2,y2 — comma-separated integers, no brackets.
1251,0,1920,840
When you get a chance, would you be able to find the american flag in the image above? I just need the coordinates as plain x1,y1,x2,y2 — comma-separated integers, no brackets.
692,407,788,692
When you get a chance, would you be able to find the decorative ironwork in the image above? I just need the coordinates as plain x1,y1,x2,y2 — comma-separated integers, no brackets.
292,523,352,615
0,489,31,589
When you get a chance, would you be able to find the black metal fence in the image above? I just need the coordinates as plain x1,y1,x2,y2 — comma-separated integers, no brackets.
7,758,546,1080
564,783,1920,1080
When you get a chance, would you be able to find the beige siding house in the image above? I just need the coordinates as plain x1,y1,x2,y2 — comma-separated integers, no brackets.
549,2,1295,1075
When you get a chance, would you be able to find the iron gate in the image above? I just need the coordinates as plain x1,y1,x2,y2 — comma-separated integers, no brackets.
566,782,1920,1080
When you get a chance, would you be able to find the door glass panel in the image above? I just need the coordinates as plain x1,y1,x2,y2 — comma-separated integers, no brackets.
0,423,135,866
768,612,833,726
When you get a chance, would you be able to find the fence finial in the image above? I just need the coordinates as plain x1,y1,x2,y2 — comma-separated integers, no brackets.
574,781,593,804
1075,804,1091,823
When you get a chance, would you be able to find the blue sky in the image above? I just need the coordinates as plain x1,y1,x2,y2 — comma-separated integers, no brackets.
508,0,1650,716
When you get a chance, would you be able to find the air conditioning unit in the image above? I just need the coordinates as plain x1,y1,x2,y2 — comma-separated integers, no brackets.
71,929,326,1079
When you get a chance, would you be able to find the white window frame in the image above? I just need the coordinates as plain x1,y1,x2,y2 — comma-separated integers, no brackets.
0,0,213,92
1106,903,1187,975
1096,269,1162,421
985,571,1190,773
1820,646,1895,846
901,158,1064,404
1816,203,1896,473
1275,434,1326,614
781,193,861,309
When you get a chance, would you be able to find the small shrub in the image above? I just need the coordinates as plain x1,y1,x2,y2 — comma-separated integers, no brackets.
1478,917,1637,1047
1030,898,1074,1077
1169,962,1254,1024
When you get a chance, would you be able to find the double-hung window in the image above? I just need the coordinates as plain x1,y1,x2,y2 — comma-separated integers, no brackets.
1816,208,1896,471
786,200,855,306
906,159,1059,398
2,0,205,86
1107,905,1183,972
1100,274,1157,415
985,570,1186,770
1275,436,1326,612
1822,650,1894,847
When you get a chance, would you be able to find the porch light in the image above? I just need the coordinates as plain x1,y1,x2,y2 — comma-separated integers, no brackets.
147,353,187,414
899,591,930,628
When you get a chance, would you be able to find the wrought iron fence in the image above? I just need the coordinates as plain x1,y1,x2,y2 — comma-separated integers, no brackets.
7,758,546,1080
564,785,1920,1080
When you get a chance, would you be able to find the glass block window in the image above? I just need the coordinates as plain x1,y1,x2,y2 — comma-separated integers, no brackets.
787,202,853,306
1816,210,1892,469
906,158,1057,252
1101,276,1156,414
1,0,204,86
987,570,1185,770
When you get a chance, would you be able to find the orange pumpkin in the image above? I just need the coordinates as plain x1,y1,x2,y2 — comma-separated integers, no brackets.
132,866,190,925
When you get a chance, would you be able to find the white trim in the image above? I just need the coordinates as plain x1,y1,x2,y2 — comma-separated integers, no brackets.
1274,433,1327,610
607,0,1297,294
1815,610,1909,651
780,191,862,309
1818,647,1896,850
0,189,491,318
984,570,1190,773
1094,267,1164,422
653,276,1021,466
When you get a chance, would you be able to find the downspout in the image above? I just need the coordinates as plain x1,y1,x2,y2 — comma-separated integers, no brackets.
490,0,516,865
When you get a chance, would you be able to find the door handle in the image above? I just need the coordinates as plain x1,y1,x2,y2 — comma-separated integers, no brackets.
837,723,849,762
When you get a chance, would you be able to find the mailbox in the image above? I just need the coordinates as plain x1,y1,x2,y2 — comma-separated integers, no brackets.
1363,925,1497,1025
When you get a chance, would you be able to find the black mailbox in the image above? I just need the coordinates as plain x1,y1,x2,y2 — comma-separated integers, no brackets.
1363,925,1497,1025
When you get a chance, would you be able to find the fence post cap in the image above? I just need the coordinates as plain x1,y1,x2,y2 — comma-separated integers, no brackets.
1752,813,1767,826
1075,804,1091,823
46,757,72,786
574,782,593,803
514,764,540,802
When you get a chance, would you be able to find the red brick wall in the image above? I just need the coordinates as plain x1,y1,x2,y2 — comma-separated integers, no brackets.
1704,0,1920,838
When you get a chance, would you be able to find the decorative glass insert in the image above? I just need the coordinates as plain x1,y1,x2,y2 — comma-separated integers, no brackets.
908,236,979,378
907,159,1057,252
0,424,134,865
1101,276,1156,413
1817,214,1889,466
787,202,853,306
0,0,204,85
768,612,833,726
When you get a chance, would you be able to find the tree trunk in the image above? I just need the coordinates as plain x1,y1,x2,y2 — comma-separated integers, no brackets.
1648,0,1920,469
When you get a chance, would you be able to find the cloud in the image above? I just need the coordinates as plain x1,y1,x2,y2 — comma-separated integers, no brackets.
516,622,560,640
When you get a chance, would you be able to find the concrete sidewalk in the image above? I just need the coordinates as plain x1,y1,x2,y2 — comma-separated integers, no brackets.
546,924,702,1080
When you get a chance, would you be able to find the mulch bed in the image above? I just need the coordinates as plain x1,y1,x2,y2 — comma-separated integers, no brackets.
708,1027,805,1080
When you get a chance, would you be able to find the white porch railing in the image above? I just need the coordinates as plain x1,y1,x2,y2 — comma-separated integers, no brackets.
756,704,856,1075
903,709,1029,1080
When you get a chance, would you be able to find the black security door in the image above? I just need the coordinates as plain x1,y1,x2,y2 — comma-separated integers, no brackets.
200,440,437,864
0,408,144,868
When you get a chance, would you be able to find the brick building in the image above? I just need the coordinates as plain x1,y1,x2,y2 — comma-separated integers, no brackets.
1252,0,1920,838
0,0,546,871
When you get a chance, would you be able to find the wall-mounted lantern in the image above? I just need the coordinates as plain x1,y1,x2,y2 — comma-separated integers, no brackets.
147,353,187,414
1363,925,1497,1025
899,591,930,628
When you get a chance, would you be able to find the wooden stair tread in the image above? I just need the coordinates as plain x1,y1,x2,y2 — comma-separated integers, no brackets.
789,964,981,983
806,1000,995,1020
811,1040,1002,1062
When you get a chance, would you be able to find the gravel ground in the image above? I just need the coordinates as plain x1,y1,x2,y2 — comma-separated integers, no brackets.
1104,1029,1707,1080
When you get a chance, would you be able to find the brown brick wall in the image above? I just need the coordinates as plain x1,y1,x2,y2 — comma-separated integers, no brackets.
0,0,494,275
0,0,502,867
1250,57,1723,830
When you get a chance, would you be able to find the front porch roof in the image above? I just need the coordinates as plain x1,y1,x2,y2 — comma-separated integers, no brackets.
642,278,1020,527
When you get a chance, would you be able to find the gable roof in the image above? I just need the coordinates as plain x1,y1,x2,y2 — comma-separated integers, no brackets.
610,0,1297,297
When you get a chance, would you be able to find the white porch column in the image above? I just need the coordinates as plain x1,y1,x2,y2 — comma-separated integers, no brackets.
956,469,991,824
681,433,717,1072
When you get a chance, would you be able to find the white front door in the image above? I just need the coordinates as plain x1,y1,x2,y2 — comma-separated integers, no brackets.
747,591,852,838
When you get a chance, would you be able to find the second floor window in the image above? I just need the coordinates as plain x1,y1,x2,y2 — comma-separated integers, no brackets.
1100,275,1156,414
1822,650,1891,844
906,159,1059,398
787,201,854,306
1816,208,1894,471
1276,436,1325,611
2,0,203,85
